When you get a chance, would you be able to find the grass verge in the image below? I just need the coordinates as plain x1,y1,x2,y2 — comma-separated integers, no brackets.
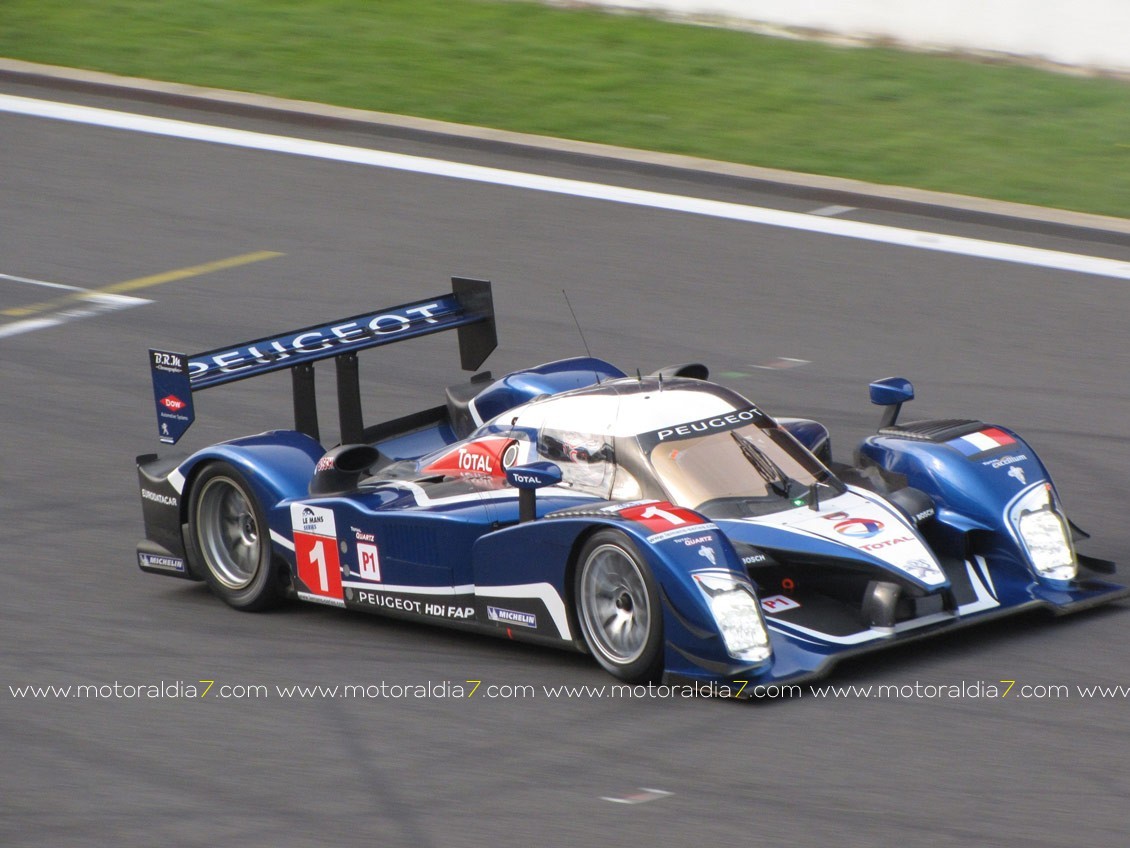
2,0,1128,216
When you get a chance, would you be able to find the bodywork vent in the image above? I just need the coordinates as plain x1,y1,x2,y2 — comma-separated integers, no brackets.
879,418,984,442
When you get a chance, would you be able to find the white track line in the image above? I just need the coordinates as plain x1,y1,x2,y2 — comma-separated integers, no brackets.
0,293,151,338
3,94,1129,280
0,273,86,291
0,317,65,338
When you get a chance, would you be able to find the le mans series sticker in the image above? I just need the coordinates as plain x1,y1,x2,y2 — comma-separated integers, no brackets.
291,504,344,607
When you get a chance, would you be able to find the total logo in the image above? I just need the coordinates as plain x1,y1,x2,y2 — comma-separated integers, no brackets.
423,438,516,479
456,446,493,474
833,517,885,539
161,395,187,412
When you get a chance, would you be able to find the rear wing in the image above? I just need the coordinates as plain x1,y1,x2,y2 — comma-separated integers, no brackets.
149,277,495,445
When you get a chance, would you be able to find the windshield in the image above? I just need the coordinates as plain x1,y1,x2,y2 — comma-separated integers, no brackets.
641,418,839,513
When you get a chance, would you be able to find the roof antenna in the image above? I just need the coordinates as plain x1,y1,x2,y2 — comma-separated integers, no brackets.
562,289,601,385
562,290,591,358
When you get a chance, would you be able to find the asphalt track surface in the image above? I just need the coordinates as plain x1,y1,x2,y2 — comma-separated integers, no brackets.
3,74,1130,847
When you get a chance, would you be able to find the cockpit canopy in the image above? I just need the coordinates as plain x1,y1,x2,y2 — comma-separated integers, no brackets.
499,378,839,513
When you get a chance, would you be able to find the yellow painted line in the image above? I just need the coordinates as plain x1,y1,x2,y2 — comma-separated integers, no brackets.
99,250,284,295
1,250,283,317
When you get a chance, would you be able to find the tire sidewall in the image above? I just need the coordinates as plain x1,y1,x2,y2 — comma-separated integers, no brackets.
574,530,664,683
187,462,281,611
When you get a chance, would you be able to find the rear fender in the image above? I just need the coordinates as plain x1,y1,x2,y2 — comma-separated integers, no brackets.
175,430,325,511
469,357,626,423
142,430,324,567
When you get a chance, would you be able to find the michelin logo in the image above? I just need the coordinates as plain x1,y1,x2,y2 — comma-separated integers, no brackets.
139,552,186,572
487,606,537,629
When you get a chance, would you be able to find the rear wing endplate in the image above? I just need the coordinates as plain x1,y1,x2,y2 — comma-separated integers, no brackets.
149,277,495,445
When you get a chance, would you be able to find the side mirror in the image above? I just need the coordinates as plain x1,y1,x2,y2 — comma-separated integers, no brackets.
869,377,914,429
505,462,563,522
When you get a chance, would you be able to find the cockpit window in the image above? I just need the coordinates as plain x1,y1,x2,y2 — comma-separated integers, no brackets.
641,414,838,511
537,428,616,497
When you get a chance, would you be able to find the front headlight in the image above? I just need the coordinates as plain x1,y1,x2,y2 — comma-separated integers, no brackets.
694,572,772,662
1010,484,1077,582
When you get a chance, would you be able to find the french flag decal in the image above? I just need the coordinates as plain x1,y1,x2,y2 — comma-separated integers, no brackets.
948,427,1017,456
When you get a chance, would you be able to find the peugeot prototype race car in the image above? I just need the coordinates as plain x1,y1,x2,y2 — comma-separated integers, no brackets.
136,278,1127,691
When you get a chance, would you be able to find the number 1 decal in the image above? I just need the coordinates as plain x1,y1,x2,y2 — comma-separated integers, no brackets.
290,503,343,602
309,539,329,592
618,501,704,534
639,505,686,526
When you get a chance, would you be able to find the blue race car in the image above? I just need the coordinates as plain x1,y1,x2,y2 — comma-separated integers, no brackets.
136,278,1127,691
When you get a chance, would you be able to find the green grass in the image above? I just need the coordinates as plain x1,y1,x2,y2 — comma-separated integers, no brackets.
3,0,1129,216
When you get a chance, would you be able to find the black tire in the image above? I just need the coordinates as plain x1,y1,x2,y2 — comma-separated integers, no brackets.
574,530,664,683
187,462,283,611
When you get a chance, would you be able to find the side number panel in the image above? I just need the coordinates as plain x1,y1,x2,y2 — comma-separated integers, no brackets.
290,503,345,607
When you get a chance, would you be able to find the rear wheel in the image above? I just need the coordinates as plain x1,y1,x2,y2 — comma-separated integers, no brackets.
188,462,283,611
574,531,663,683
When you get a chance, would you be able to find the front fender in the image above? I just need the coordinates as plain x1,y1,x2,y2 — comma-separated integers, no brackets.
471,506,773,679
857,425,1058,579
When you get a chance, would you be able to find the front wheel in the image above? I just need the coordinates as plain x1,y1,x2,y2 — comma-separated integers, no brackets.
574,531,664,683
188,462,284,611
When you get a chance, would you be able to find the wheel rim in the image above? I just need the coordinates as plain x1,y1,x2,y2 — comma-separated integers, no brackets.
196,477,262,590
580,543,652,666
